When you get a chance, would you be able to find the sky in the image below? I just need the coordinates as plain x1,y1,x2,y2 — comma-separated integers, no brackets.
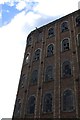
0,0,80,119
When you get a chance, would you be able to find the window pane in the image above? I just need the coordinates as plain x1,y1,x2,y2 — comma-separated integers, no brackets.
33,49,40,61
45,66,53,81
47,44,54,57
43,93,52,112
31,70,38,84
62,39,69,52
76,16,80,26
27,96,35,114
48,28,54,36
63,90,74,111
61,22,68,32
62,61,71,77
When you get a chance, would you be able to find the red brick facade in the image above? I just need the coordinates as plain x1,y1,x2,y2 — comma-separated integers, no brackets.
13,9,80,118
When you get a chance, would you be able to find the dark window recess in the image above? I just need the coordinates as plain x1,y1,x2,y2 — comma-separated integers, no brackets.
62,39,69,52
33,49,40,61
45,66,53,81
27,37,32,46
31,70,38,84
48,28,54,36
61,22,68,32
27,96,35,114
76,15,80,26
63,90,74,111
47,44,54,57
43,93,52,112
15,99,21,117
78,34,80,47
62,61,71,77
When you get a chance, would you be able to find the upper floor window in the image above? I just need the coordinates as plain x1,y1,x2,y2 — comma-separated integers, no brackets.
43,93,52,113
61,21,68,32
31,70,38,85
48,27,54,37
25,53,30,64
77,33,80,47
15,99,21,117
76,15,80,26
20,74,27,88
61,38,70,52
33,49,41,61
47,44,54,57
62,89,74,112
62,61,71,77
27,95,35,114
27,36,32,46
36,31,43,42
45,65,53,82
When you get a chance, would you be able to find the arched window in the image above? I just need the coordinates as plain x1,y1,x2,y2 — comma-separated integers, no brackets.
48,27,54,37
27,96,35,114
76,15,80,26
31,70,38,84
47,44,54,57
33,49,41,61
27,36,32,46
15,99,21,117
25,53,30,64
62,89,74,112
61,21,68,32
45,66,53,81
62,61,71,77
62,38,70,52
77,33,80,47
43,93,52,112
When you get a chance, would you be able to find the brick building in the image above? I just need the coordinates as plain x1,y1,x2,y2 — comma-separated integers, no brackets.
13,9,80,118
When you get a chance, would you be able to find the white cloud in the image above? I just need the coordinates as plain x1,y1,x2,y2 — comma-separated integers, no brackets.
16,1,26,11
34,0,79,16
0,10,42,118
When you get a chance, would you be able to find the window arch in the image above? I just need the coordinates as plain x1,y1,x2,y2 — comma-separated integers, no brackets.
43,92,52,113
27,95,36,114
61,38,70,52
77,33,80,47
48,27,54,37
47,44,54,57
33,49,41,61
45,65,53,81
27,36,32,46
31,70,38,84
61,21,68,32
76,15,80,26
62,89,74,112
62,61,71,77
25,53,30,64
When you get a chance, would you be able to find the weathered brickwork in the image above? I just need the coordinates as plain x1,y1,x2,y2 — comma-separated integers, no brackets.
13,9,80,118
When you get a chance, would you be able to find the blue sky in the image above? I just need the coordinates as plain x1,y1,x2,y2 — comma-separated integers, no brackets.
0,0,79,119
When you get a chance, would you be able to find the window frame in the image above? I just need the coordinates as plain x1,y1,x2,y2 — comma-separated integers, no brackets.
61,38,70,52
33,48,41,62
42,92,53,113
30,69,38,85
27,95,36,114
61,89,75,112
75,15,80,27
48,27,55,37
25,53,30,64
47,43,54,57
77,33,80,47
45,65,54,82
61,21,69,32
61,60,72,78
